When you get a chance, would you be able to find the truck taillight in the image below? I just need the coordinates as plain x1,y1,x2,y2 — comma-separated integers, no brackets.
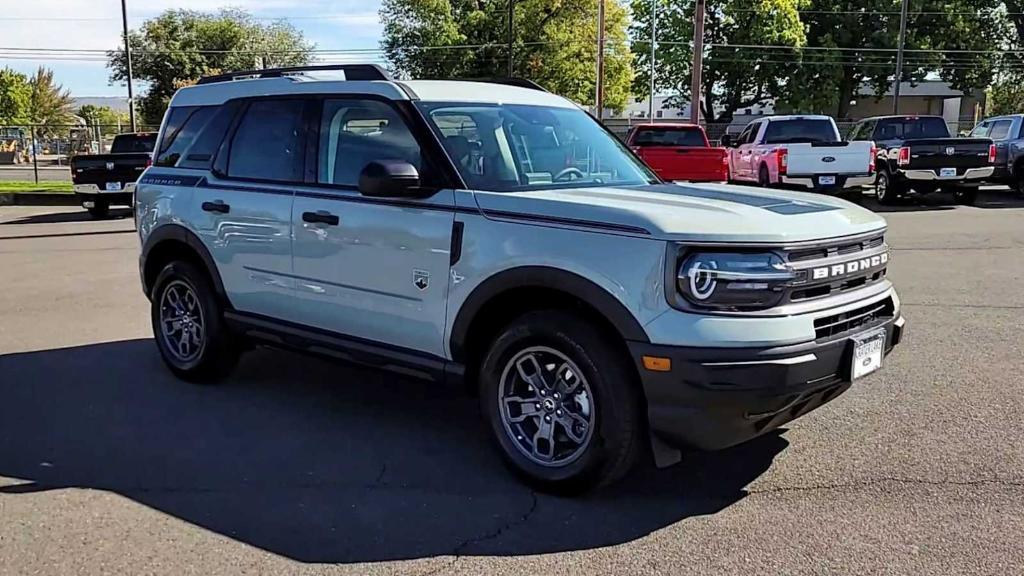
988,144,997,164
777,148,788,176
869,144,877,174
897,147,911,166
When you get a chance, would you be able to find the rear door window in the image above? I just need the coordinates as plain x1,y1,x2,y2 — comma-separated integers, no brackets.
227,99,307,182
317,99,422,187
988,119,1012,140
631,127,706,147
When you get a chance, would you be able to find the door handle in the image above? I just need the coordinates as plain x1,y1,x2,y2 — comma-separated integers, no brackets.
201,200,230,214
302,210,339,226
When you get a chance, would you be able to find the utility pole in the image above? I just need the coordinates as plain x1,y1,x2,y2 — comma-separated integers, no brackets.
595,0,606,119
120,0,136,132
690,0,705,124
892,0,909,115
648,0,656,119
507,0,514,78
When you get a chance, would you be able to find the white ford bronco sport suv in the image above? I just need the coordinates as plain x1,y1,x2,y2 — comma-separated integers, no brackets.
136,65,905,493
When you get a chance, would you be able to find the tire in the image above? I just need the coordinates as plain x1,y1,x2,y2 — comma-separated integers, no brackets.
758,164,771,188
150,260,239,383
875,171,901,205
952,186,978,206
1014,167,1024,197
479,310,642,494
87,200,109,219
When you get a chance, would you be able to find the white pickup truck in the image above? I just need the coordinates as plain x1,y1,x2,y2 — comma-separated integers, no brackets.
723,115,875,193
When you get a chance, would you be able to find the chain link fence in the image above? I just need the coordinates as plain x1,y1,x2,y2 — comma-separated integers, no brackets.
0,124,159,182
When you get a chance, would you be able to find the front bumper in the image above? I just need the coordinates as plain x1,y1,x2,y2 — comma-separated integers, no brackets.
782,173,875,191
629,314,905,451
899,166,994,182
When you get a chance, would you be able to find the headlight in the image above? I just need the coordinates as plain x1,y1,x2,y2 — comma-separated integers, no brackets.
677,252,795,310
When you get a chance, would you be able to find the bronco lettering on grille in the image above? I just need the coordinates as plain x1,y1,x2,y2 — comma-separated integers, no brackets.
811,252,888,280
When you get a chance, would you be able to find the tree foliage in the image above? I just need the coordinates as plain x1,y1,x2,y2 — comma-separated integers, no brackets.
0,68,31,125
76,104,130,129
28,67,76,135
630,0,806,121
381,0,634,111
108,9,313,124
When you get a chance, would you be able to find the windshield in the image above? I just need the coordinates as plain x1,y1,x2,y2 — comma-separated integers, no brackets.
111,133,156,154
417,102,656,192
762,119,839,144
632,126,706,147
875,117,950,140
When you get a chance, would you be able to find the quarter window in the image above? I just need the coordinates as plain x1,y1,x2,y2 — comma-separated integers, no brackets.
227,99,306,182
155,106,217,168
317,99,422,187
989,120,1012,140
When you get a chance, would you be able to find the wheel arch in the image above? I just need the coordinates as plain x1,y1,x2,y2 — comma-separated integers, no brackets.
142,224,228,304
449,266,649,365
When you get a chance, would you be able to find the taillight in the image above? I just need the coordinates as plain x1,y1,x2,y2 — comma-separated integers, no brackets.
988,144,997,164
869,144,877,174
146,155,153,168
777,148,788,175
897,147,911,166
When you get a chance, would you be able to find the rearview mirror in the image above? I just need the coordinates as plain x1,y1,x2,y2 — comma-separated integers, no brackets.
720,134,733,147
358,161,422,198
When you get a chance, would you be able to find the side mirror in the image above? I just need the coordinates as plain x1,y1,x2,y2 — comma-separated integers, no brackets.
358,160,422,198
720,134,733,148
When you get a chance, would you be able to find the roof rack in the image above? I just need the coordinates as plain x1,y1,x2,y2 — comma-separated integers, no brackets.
196,64,391,85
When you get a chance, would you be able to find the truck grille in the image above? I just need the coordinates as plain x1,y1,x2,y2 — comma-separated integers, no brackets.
782,232,888,304
814,297,894,340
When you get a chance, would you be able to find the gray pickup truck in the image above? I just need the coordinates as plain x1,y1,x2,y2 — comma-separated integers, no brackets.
969,114,1024,195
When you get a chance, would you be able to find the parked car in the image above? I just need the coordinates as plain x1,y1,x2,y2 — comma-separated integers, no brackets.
848,115,994,205
136,64,904,493
968,114,1024,195
70,132,156,218
624,123,728,182
722,115,875,195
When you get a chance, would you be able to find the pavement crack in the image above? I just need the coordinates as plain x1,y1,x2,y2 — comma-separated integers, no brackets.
748,476,1024,496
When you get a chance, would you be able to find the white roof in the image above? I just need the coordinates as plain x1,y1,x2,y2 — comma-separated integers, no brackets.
169,76,576,109
762,115,834,122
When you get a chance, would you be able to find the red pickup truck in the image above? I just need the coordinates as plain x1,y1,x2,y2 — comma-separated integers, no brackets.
625,123,729,182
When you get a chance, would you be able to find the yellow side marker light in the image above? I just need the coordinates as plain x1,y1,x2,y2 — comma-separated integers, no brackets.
642,356,672,372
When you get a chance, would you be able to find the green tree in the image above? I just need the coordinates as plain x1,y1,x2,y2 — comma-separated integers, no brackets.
380,0,634,112
108,8,313,125
989,79,1024,116
28,67,76,136
0,68,31,125
630,0,806,122
76,104,129,129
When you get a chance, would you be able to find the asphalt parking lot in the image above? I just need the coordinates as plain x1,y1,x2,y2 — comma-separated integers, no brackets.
1,192,1022,575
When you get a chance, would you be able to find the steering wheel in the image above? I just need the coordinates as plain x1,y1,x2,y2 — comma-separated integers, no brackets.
553,167,586,182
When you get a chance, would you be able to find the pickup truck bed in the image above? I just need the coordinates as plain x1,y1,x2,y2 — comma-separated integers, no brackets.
626,124,728,182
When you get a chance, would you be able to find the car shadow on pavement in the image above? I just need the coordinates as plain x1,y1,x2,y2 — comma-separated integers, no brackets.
0,208,133,225
0,339,787,563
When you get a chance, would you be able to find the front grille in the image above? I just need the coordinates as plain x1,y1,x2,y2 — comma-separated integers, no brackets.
814,297,894,340
782,233,888,304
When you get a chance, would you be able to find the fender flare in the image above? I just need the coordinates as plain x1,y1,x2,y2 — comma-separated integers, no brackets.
449,266,649,362
141,224,227,301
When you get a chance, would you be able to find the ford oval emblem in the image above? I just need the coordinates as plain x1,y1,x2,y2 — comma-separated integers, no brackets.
822,156,836,163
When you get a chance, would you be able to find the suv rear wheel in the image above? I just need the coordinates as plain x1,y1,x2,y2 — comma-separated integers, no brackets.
479,310,641,493
151,260,239,383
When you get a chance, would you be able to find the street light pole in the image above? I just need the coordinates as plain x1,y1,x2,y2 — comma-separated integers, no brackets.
689,0,705,124
121,0,137,132
648,0,656,119
507,0,514,78
595,0,606,120
892,0,909,115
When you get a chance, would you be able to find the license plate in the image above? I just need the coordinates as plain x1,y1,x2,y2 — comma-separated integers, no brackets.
105,182,123,191
818,175,836,185
851,329,885,380
939,167,957,178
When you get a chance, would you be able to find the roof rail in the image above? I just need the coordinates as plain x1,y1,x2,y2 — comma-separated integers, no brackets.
196,64,391,85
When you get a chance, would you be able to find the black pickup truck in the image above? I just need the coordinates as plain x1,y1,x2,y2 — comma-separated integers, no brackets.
848,115,994,205
70,132,156,218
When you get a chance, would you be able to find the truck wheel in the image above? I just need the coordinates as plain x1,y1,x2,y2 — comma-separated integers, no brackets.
875,171,901,205
150,260,240,383
952,186,978,206
758,164,771,188
87,200,109,219
479,310,642,494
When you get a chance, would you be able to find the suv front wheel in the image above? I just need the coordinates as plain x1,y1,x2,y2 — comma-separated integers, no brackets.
479,310,642,493
151,260,239,383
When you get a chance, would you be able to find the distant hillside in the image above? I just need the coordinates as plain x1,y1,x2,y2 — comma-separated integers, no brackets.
72,97,130,112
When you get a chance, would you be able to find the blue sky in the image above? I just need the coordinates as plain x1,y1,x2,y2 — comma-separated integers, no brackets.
0,0,384,97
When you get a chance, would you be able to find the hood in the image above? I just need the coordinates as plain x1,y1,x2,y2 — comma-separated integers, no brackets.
473,183,886,244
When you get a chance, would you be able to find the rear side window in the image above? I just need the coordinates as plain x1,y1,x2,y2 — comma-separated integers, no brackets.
762,119,838,144
632,127,706,147
110,133,156,153
227,99,306,182
988,120,1012,140
969,121,991,138
155,107,217,167
176,103,239,170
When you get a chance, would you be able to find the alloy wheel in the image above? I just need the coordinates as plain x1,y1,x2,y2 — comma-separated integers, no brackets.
159,280,206,363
